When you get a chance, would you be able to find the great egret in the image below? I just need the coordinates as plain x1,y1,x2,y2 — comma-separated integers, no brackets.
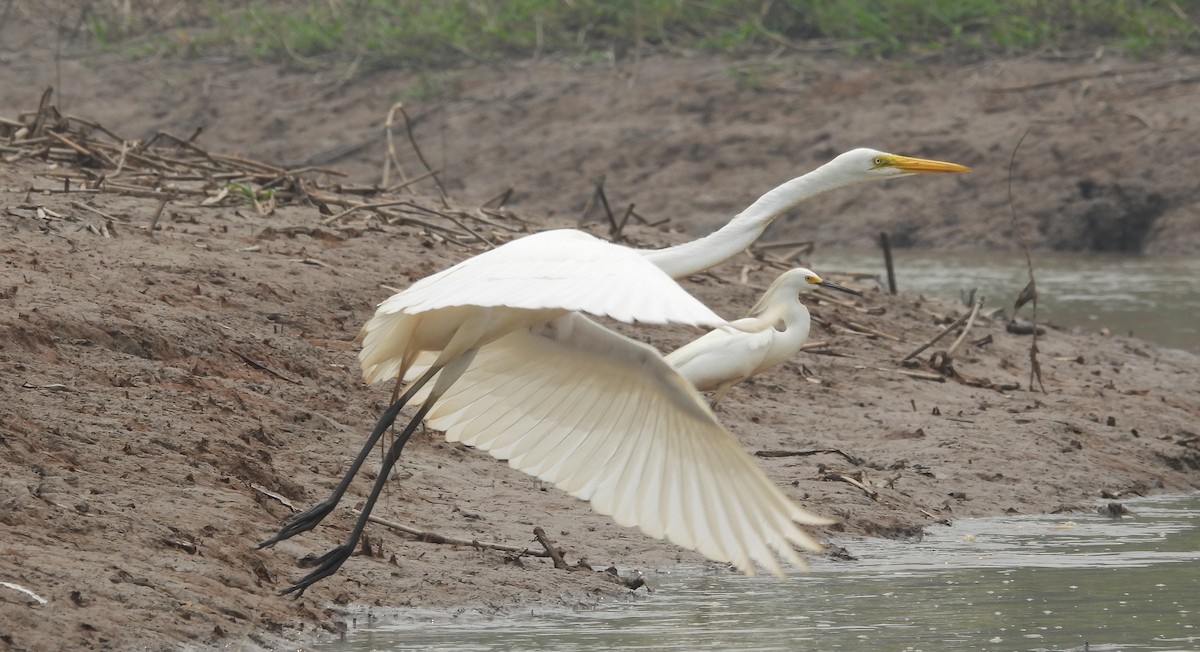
259,148,970,594
667,268,861,407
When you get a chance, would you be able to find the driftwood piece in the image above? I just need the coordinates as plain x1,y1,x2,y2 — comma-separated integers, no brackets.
1007,131,1047,392
0,581,48,606
820,470,878,501
844,320,902,342
946,297,985,358
533,526,571,569
359,511,548,558
1,89,505,246
903,309,973,361
756,448,864,466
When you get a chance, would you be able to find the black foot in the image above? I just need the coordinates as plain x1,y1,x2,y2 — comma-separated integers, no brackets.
279,542,356,597
257,498,338,549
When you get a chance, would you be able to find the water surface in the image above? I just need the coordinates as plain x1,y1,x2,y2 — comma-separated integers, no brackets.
814,250,1200,353
322,494,1200,652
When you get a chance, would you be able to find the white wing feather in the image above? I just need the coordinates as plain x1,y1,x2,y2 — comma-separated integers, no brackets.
416,313,832,576
375,230,725,328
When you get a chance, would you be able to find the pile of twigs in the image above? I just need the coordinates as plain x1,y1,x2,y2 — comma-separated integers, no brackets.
0,88,525,246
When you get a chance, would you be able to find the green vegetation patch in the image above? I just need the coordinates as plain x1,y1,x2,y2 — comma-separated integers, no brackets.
75,0,1200,65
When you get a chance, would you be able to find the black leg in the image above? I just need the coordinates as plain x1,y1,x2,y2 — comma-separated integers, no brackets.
258,365,441,549
280,399,436,596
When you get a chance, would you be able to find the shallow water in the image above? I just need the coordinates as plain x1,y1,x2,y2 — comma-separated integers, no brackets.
319,494,1200,652
812,250,1200,354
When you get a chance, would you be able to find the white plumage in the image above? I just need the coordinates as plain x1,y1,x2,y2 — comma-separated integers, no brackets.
259,148,970,594
412,313,831,576
667,267,861,406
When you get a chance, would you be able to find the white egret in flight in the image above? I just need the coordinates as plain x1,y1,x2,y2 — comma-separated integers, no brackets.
258,148,970,594
667,268,861,407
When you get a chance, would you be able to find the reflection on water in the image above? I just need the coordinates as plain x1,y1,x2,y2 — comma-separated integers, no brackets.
321,495,1200,652
811,251,1200,353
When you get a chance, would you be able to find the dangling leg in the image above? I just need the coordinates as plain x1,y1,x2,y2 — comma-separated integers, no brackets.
708,381,737,411
279,349,479,596
258,363,444,549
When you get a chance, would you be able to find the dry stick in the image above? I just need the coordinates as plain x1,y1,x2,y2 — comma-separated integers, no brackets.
147,199,168,235
396,103,449,206
429,211,493,247
482,187,513,210
614,203,636,239
1008,130,1046,392
902,310,974,361
48,131,117,169
381,102,408,189
0,581,48,606
382,168,439,194
481,207,529,227
879,232,898,294
311,196,465,238
102,182,196,198
892,368,946,382
577,175,601,226
148,132,218,162
845,320,902,342
231,349,301,384
532,527,571,569
585,177,619,235
64,114,124,144
274,165,346,178
398,202,495,247
465,208,523,233
756,448,863,466
112,139,129,177
989,63,1164,92
30,86,54,138
320,198,436,225
821,471,878,500
946,297,985,358
380,212,466,239
69,200,122,223
356,511,548,557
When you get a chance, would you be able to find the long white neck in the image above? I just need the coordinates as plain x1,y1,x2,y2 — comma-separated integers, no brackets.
642,160,862,279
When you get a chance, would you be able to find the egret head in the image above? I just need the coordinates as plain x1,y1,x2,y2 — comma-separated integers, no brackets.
790,268,862,297
833,148,971,179
749,267,860,317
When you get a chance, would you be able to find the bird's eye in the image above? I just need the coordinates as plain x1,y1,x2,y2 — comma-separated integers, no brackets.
872,156,885,167
805,276,818,284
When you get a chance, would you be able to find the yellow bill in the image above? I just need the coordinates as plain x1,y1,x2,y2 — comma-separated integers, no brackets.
885,154,972,174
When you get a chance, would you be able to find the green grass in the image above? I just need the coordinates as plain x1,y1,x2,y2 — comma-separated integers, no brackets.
75,0,1200,66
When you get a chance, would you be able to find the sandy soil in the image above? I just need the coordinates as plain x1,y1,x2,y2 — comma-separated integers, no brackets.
2,30,1199,652
2,36,1200,254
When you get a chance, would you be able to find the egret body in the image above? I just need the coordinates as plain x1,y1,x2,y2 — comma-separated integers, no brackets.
667,268,861,406
259,148,970,594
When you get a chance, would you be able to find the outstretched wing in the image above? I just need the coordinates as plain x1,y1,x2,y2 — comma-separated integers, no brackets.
376,229,725,328
416,313,832,576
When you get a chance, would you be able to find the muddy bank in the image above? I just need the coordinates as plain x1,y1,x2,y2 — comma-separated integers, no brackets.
2,20,1200,647
2,131,1199,648
1,39,1199,254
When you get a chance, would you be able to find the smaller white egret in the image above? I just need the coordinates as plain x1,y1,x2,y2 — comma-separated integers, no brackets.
667,269,860,406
